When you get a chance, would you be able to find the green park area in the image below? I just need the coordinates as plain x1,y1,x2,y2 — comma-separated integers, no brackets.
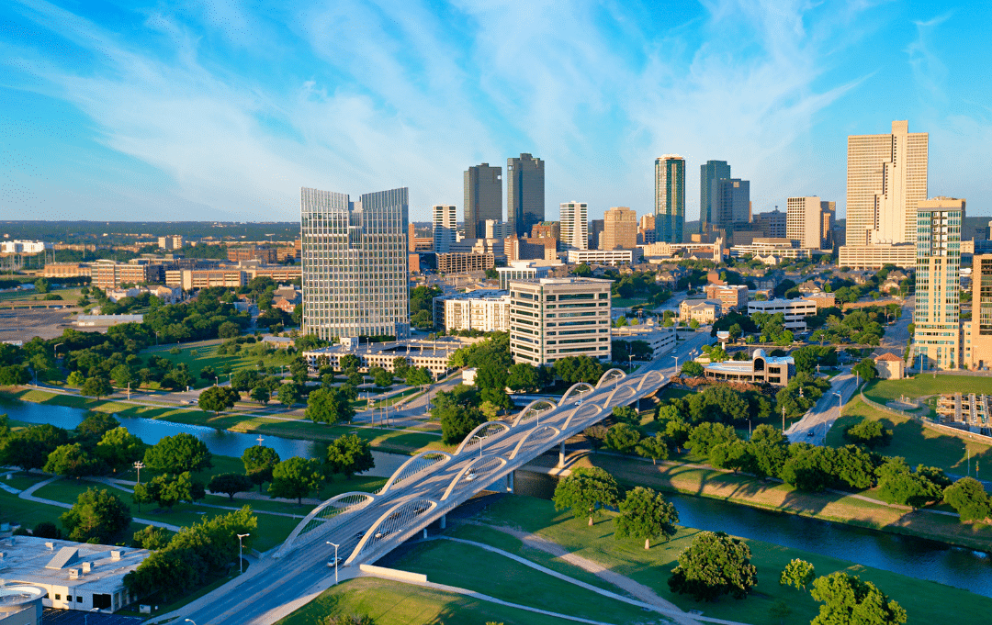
863,374,992,406
140,340,296,389
285,495,992,625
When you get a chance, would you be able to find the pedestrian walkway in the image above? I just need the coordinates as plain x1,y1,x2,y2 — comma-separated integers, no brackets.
19,477,181,532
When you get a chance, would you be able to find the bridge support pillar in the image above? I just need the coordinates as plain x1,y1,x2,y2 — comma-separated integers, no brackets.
440,514,446,530
423,528,428,539
558,441,565,468
506,471,514,493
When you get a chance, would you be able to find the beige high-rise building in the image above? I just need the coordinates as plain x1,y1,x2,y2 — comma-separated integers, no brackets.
963,253,992,369
559,201,588,250
638,214,656,244
913,197,964,370
601,206,638,250
840,120,927,267
786,197,824,250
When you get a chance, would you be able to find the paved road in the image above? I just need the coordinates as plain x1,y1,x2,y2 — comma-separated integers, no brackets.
873,296,913,361
786,371,859,445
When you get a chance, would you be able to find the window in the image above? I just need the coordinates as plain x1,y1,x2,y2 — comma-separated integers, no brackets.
55,594,61,601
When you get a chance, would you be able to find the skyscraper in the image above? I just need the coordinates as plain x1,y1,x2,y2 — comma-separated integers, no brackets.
301,187,410,340
711,178,750,231
559,201,588,250
432,204,457,253
655,155,685,244
787,197,826,250
700,160,731,234
507,153,545,237
464,163,502,239
602,206,637,250
963,253,992,369
914,197,964,370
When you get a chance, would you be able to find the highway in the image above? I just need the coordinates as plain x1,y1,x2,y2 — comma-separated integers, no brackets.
165,333,712,625
785,371,859,445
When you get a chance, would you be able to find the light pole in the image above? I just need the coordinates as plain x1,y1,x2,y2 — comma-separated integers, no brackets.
782,405,786,432
53,342,64,359
327,541,340,584
185,620,198,625
474,434,484,458
133,461,144,484
673,355,679,376
237,533,250,575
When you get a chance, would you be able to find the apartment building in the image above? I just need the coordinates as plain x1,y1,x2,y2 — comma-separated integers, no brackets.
432,289,511,332
436,252,495,274
703,284,748,312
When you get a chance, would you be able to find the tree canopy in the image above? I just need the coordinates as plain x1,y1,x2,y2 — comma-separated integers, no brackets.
61,487,133,544
552,467,619,526
143,433,213,473
668,531,757,602
614,486,679,549
325,434,375,479
810,572,907,625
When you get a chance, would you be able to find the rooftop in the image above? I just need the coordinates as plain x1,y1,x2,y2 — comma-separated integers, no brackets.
0,536,148,593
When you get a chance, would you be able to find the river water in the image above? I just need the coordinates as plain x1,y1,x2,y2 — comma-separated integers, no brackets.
4,398,992,597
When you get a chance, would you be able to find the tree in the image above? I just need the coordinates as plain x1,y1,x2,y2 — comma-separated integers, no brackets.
369,366,393,388
269,457,325,504
44,443,104,478
552,467,619,526
405,366,432,387
635,433,670,465
134,472,206,509
439,404,485,445
325,433,375,479
75,412,121,442
242,446,281,493
231,369,260,392
34,277,50,293
66,370,86,387
605,423,642,453
943,477,992,522
198,385,240,412
5,424,69,471
290,357,310,384
843,419,892,449
615,486,679,549
779,559,815,591
60,487,133,544
81,376,113,399
611,406,640,427
250,384,271,404
810,572,907,625
208,473,254,500
278,381,302,407
33,521,61,539
506,363,540,392
668,531,757,601
218,321,241,339
686,422,738,456
133,525,170,550
306,388,355,425
852,358,878,382
583,425,608,453
143,433,213,473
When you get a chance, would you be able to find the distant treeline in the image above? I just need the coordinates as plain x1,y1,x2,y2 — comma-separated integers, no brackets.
0,221,300,243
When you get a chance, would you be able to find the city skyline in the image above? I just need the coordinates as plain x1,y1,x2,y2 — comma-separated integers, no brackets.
1,1,990,223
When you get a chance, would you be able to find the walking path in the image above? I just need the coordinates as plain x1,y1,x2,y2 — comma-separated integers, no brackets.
93,476,323,511
18,477,182,532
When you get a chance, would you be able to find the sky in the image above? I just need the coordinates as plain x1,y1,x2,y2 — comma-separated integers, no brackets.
1,0,990,225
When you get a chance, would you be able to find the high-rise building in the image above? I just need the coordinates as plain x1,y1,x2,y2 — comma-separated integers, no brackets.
753,209,787,238
464,164,502,239
432,205,457,253
589,219,604,249
840,120,928,267
559,201,588,250
484,220,514,239
508,277,612,365
700,161,731,234
712,178,750,231
601,206,638,250
638,214,656,244
821,201,836,249
301,186,409,341
786,197,826,250
963,253,992,369
913,197,964,370
655,155,686,243
507,153,545,237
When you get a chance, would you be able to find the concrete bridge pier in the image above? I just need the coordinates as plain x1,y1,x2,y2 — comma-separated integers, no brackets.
440,514,446,530
558,441,565,468
506,471,514,493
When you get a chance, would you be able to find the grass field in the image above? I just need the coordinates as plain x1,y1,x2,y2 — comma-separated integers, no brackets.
864,374,992,404
829,395,992,478
0,287,83,305
141,341,296,389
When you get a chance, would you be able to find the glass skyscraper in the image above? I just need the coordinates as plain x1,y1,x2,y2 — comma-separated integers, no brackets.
507,153,545,237
700,160,730,234
301,186,410,340
464,163,502,239
654,155,685,244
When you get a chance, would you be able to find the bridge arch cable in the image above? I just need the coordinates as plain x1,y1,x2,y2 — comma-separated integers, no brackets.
345,497,438,566
511,398,558,428
596,368,627,389
509,424,560,460
562,403,603,433
558,382,595,407
274,491,376,559
441,454,508,501
379,451,453,493
637,370,665,392
454,421,511,456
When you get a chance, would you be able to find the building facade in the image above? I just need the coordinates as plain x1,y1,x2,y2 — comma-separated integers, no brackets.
507,153,545,237
712,178,750,232
432,204,457,253
227,246,277,264
464,163,502,239
301,186,410,340
786,196,828,250
679,299,721,324
433,290,511,332
509,277,612,365
963,254,992,369
436,252,495,274
496,260,552,289
700,160,731,234
559,201,589,250
747,298,818,331
704,350,793,386
611,321,676,358
566,248,642,265
913,197,964,370
638,214,656,244
601,206,638,250
89,260,158,290
753,209,788,238
703,284,748,311
655,155,686,244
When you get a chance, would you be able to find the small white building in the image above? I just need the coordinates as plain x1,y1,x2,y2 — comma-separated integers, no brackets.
746,298,817,331
611,320,677,358
0,536,149,613
432,289,511,333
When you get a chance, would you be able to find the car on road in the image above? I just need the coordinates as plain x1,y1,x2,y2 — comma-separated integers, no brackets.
574,400,582,406
807,429,815,437
464,470,477,482
327,557,342,567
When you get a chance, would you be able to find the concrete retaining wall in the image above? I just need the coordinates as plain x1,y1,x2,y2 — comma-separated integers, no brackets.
359,564,428,584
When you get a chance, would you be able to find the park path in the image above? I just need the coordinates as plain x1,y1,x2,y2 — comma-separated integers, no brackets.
91,477,316,517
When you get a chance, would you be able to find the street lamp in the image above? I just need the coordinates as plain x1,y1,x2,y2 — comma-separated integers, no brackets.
133,461,144,484
833,391,842,413
672,355,679,376
473,434,484,458
53,342,64,359
237,533,250,575
185,620,197,625
327,541,340,585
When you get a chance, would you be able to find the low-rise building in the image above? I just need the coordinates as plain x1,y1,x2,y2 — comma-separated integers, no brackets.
166,269,247,290
303,337,464,378
703,349,794,386
703,284,748,312
436,252,495,274
875,353,904,380
611,320,676,358
90,260,158,290
0,536,149,613
433,289,511,333
228,246,278,264
801,291,837,310
838,243,916,269
566,248,642,265
679,299,722,324
42,263,91,279
747,298,817,331
75,314,144,327
0,241,51,255
157,235,184,250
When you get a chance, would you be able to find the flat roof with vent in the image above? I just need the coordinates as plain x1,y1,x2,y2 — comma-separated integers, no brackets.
0,536,149,593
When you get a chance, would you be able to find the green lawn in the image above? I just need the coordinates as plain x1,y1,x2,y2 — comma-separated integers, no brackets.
0,488,68,529
829,395,992,477
864,374,992,404
0,471,52,492
0,287,83,305
141,341,296,389
277,577,572,625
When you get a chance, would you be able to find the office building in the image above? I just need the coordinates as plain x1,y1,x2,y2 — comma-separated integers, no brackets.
700,160,731,234
655,155,686,243
301,186,409,341
507,153,545,237
612,319,677,358
913,197,964,370
638,214,656,244
963,254,992,370
787,197,827,250
840,120,928,267
753,209,788,238
304,337,462,378
464,163,502,239
589,219,604,249
485,220,514,239
433,289,511,333
821,201,836,249
157,235,183,250
559,201,589,250
228,245,278,264
704,284,748,312
601,206,638,250
508,277,612,365
748,297,818,331
531,221,560,241
43,263,91,279
567,248,642,265
704,349,793,387
712,178,750,232
436,252,495,274
432,204,457,253
496,260,553,289
89,260,158,290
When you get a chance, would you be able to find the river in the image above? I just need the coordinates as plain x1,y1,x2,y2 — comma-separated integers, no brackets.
4,398,991,597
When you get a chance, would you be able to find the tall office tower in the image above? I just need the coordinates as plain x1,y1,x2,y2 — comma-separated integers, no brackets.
840,121,928,269
559,201,588,250
432,204,457,253
964,253,992,369
655,155,686,243
820,201,836,249
301,187,410,341
602,206,638,250
753,209,787,238
913,197,965,370
588,219,604,249
712,178,750,231
507,153,545,237
700,160,731,233
786,197,827,249
464,163,503,239
638,214,656,244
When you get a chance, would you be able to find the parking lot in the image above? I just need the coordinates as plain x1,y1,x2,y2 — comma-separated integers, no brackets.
0,307,85,343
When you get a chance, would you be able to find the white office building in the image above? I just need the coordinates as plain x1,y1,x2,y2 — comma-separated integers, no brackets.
566,248,642,265
433,289,511,333
747,298,818,331
509,277,612,365
432,205,457,253
496,260,553,290
559,201,589,250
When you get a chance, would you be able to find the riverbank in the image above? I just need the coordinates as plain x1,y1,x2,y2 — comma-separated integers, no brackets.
538,452,992,553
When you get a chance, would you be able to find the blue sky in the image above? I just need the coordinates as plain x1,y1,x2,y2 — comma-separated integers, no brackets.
1,0,990,224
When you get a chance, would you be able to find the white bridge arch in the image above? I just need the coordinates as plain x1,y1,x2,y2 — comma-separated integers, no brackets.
509,424,560,459
380,451,453,493
275,491,376,558
596,368,627,388
441,453,508,501
558,382,594,407
345,497,439,566
512,398,557,427
454,421,511,456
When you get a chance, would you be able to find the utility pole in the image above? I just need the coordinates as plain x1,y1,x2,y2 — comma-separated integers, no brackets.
782,405,786,432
